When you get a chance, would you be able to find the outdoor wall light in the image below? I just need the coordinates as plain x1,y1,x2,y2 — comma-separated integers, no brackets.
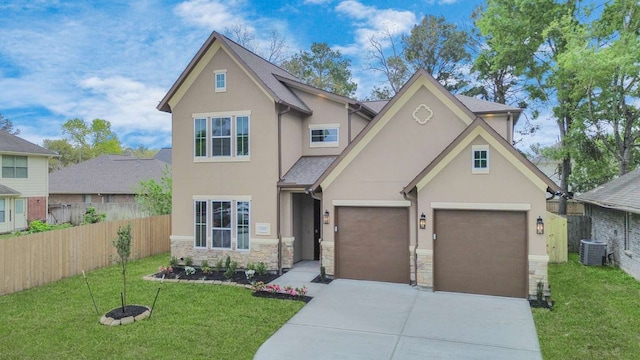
419,213,426,230
536,216,544,235
323,210,330,224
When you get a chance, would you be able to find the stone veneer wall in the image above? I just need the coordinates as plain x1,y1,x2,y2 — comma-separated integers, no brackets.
320,241,335,275
170,237,280,269
528,255,549,296
415,249,433,288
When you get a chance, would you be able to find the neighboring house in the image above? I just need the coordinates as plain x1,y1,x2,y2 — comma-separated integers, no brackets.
0,131,57,233
49,154,168,205
158,31,561,298
577,168,640,280
153,147,172,165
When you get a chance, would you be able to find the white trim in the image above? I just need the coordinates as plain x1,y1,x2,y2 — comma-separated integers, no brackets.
193,110,251,118
332,200,412,207
192,195,252,201
430,202,532,211
214,69,227,92
308,123,341,129
193,157,251,163
472,144,490,174
309,125,339,148
528,254,550,262
170,235,193,242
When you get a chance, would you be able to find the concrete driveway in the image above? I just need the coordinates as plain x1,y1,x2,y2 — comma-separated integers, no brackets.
254,279,542,359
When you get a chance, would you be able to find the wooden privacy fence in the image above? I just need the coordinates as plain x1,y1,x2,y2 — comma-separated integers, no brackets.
567,215,592,253
546,200,585,215
0,215,170,296
546,211,568,263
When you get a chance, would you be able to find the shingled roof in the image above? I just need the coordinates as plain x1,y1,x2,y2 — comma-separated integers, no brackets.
49,154,168,194
280,156,337,187
0,182,20,196
577,167,640,214
0,131,57,156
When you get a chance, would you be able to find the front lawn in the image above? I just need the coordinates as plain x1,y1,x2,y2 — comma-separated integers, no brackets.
0,253,304,359
533,253,640,359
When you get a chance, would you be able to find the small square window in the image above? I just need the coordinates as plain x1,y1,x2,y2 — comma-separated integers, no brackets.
214,70,226,92
472,145,489,174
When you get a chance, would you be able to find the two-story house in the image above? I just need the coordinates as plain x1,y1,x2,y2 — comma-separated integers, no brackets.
158,32,561,298
0,131,57,233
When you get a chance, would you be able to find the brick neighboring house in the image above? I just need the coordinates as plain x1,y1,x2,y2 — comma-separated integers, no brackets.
49,154,169,205
0,131,57,233
158,31,561,298
577,168,640,280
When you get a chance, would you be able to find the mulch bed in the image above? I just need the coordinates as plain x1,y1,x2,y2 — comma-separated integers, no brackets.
105,305,149,320
311,275,333,284
252,291,313,303
529,299,554,310
154,267,280,285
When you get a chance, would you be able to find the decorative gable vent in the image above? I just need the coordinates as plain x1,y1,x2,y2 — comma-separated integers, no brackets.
579,239,607,266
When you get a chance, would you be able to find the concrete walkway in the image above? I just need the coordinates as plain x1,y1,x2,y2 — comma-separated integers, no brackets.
255,279,542,359
267,261,326,297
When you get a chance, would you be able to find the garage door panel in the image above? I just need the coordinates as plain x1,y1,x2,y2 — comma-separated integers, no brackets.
336,207,409,283
434,210,527,298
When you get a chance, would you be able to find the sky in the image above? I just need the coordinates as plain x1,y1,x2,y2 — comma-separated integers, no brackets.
0,0,559,153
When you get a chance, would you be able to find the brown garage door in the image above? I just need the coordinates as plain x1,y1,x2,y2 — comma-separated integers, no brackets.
434,210,527,298
336,207,409,283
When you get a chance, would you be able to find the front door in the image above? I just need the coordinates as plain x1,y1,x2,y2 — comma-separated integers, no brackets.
14,198,27,230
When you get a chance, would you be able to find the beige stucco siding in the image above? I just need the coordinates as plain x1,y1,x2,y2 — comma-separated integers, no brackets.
350,113,369,142
478,113,511,141
280,112,303,177
417,136,547,256
169,46,279,237
294,90,351,156
0,155,49,197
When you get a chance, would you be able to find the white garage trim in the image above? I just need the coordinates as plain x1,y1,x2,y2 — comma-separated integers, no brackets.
332,200,411,207
430,202,531,211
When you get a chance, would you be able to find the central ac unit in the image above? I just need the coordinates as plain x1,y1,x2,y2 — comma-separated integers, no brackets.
580,239,607,266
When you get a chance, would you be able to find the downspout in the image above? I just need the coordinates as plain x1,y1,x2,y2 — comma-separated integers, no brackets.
348,104,362,144
507,111,512,144
402,190,419,286
277,104,291,275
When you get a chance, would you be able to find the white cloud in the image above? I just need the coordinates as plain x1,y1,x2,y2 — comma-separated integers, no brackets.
174,0,249,31
304,0,333,4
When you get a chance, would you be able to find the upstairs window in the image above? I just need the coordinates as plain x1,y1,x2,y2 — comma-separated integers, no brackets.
193,112,250,160
214,70,227,92
2,155,28,178
309,124,340,148
472,145,489,174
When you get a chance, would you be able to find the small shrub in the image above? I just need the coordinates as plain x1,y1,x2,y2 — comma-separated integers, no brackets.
224,256,231,269
201,260,209,268
224,260,238,279
83,206,106,224
246,262,256,271
245,269,255,280
201,266,212,275
320,266,326,282
20,220,71,235
184,256,194,267
256,262,268,276
215,259,223,273
159,265,173,276
169,256,179,267
184,266,196,276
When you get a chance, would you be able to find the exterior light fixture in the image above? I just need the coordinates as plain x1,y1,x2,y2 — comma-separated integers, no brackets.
536,216,544,235
323,210,330,224
419,213,426,230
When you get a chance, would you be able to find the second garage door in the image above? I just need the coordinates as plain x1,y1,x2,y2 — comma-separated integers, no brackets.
434,210,527,298
335,207,409,283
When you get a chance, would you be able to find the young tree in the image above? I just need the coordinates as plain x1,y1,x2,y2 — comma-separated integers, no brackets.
0,114,20,135
135,166,172,216
281,42,357,97
403,15,471,93
113,223,132,310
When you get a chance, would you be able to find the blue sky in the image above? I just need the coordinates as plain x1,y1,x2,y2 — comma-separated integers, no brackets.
0,0,557,152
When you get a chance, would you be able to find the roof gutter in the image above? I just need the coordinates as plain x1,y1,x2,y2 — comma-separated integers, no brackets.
276,104,291,275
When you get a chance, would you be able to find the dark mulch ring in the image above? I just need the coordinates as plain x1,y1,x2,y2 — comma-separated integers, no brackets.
252,291,313,303
311,274,333,284
154,267,281,285
105,305,149,320
529,299,554,310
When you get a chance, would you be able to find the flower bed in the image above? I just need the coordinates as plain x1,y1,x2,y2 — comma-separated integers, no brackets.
251,282,312,302
153,266,279,285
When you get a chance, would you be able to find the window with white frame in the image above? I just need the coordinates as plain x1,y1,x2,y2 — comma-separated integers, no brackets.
193,112,250,160
2,155,28,178
472,145,489,174
214,69,226,92
309,124,339,148
0,199,5,222
624,212,631,251
194,199,251,250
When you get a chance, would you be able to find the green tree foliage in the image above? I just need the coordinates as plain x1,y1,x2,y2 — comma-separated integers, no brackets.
135,166,172,216
366,29,410,99
0,114,20,135
124,145,158,159
44,118,123,170
558,0,640,177
281,42,357,97
112,223,132,308
403,15,471,93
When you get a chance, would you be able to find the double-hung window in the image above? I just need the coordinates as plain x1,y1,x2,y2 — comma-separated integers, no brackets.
472,145,489,174
194,199,251,250
214,69,226,92
2,155,28,178
309,124,339,148
0,199,5,222
193,112,250,160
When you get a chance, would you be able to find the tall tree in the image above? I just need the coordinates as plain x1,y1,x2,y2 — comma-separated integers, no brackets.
476,0,581,214
403,15,471,93
135,166,172,216
281,42,357,97
225,25,288,65
0,114,20,135
366,28,410,99
559,0,640,178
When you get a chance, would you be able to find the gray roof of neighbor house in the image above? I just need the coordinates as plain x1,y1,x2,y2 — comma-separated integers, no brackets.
280,156,338,187
577,167,640,214
0,183,20,196
153,147,172,164
0,131,57,156
49,154,168,194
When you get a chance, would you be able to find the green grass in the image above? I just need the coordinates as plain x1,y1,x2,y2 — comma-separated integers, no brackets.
0,253,305,359
533,253,640,359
